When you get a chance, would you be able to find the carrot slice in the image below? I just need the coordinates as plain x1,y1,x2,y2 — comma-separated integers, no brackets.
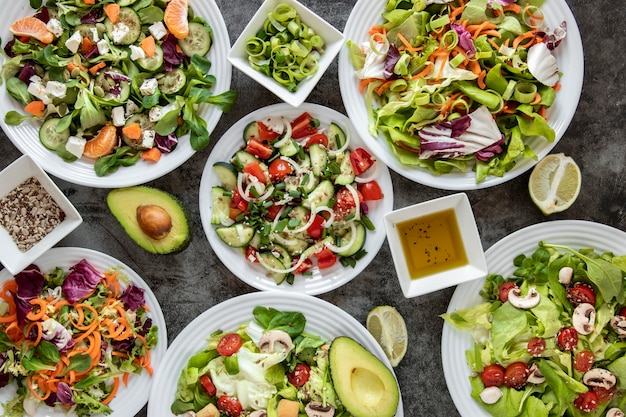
103,3,121,23
140,35,156,57
122,123,142,140
140,147,162,162
24,101,46,117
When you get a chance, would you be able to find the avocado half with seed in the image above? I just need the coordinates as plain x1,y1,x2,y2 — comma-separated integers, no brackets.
329,336,400,417
107,186,192,254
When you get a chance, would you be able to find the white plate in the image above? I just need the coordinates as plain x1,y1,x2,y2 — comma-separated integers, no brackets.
0,247,168,417
441,220,626,417
0,0,232,188
199,102,394,295
147,291,404,417
339,0,584,190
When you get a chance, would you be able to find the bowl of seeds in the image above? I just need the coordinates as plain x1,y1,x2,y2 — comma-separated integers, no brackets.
0,155,82,274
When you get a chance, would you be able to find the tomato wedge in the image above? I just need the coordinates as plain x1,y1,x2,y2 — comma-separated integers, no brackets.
315,247,337,269
243,161,267,184
290,112,319,139
257,120,280,141
306,133,328,148
307,214,326,239
245,138,273,160
358,181,383,201
349,148,375,175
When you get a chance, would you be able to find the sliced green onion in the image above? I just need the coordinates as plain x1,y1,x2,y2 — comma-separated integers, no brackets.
429,14,450,33
502,79,517,100
513,82,537,103
449,53,466,68
245,38,267,57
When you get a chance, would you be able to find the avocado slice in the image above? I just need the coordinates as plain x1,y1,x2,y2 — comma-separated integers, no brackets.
329,336,400,417
107,186,192,254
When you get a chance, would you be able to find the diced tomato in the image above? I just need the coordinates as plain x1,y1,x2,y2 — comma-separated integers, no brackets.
349,148,375,175
556,327,578,351
216,333,243,357
230,189,248,212
287,363,311,387
567,282,596,306
358,181,383,201
293,257,313,274
481,364,505,387
306,133,328,148
199,374,216,397
574,391,599,413
243,161,267,184
314,247,337,269
245,138,273,160
245,245,258,263
265,203,282,221
527,337,546,357
257,121,280,141
503,362,529,390
498,282,518,303
307,214,326,239
573,350,595,372
268,157,293,181
217,395,243,417
290,112,319,139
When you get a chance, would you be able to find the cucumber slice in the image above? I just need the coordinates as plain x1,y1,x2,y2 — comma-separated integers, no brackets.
157,68,186,94
216,224,255,248
178,22,212,57
213,161,238,191
105,8,141,45
257,251,288,284
303,180,334,209
95,68,131,104
327,122,347,152
136,45,164,72
39,118,70,151
243,121,258,142
278,139,299,157
308,143,328,177
333,152,355,185
335,222,366,257
75,23,99,41
117,0,137,5
211,186,232,225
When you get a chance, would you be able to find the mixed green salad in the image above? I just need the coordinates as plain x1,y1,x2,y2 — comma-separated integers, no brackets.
210,111,384,286
347,0,567,183
443,242,626,416
2,0,236,177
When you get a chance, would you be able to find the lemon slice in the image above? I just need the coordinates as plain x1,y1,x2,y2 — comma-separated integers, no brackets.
529,153,581,215
366,306,408,367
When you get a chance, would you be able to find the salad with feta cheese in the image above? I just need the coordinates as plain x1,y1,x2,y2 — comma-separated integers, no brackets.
2,0,236,177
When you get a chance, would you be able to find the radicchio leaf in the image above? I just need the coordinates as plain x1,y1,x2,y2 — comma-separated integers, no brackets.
451,23,476,57
61,259,104,303
120,285,145,311
34,7,50,23
81,8,102,24
14,264,45,325
543,21,567,50
56,382,74,406
383,44,400,80
155,133,178,153
162,34,186,71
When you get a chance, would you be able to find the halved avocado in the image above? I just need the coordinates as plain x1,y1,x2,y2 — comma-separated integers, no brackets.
107,186,191,254
329,336,399,417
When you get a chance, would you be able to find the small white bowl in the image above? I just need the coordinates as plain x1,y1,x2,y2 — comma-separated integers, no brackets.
0,155,82,275
384,193,487,298
228,0,344,107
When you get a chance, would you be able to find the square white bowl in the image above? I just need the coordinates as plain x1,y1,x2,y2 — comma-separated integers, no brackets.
228,0,344,107
0,155,82,275
384,193,487,298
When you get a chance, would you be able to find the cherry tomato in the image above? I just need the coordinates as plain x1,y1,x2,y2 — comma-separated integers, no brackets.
557,327,578,351
573,391,599,413
498,282,518,303
527,337,546,357
243,161,267,184
293,257,313,274
199,374,216,397
334,187,360,220
217,395,243,417
593,386,616,403
481,364,505,387
287,363,311,387
358,181,383,201
290,112,319,139
307,214,326,239
503,362,529,390
573,350,595,373
257,121,280,141
268,158,293,181
216,333,242,357
306,133,328,148
349,148,375,176
245,245,258,263
314,247,337,269
265,203,282,221
567,282,596,306
245,138,273,160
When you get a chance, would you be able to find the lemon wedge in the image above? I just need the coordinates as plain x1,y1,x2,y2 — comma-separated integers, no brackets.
366,306,408,367
529,153,581,215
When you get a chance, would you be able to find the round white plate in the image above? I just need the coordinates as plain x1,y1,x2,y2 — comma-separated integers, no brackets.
339,0,584,190
147,291,404,417
441,220,626,417
199,102,394,295
0,247,168,417
0,0,232,188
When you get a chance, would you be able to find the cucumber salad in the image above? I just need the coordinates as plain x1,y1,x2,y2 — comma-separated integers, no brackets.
2,0,236,177
443,242,626,417
210,111,384,286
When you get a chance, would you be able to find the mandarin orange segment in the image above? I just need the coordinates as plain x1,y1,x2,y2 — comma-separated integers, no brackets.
10,16,55,44
83,124,118,159
164,0,189,39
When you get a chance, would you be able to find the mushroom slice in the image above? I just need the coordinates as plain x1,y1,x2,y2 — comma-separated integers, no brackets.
508,286,541,309
479,386,503,404
249,411,268,417
607,408,625,417
582,368,617,390
610,315,626,338
573,303,596,335
527,363,546,384
258,329,294,353
558,266,573,285
305,402,335,417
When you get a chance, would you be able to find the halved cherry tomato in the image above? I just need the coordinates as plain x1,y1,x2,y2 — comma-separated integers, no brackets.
245,138,273,160
556,327,578,351
287,363,311,387
216,333,242,357
307,214,326,239
334,187,360,220
574,391,599,412
306,133,328,148
290,112,319,139
567,282,596,306
293,257,313,274
257,121,280,141
358,181,383,201
527,337,546,357
268,157,293,181
498,282,517,303
349,148,375,175
481,364,505,387
593,386,616,403
315,247,337,269
245,245,258,263
573,350,595,372
217,395,243,417
243,161,267,184
503,362,529,390
199,374,216,397
265,203,282,221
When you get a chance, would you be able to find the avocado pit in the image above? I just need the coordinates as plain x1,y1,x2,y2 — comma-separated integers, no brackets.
136,205,172,240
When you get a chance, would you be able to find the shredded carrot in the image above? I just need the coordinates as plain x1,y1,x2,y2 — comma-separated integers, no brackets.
468,21,497,38
468,59,482,76
103,3,121,23
368,25,387,36
449,1,466,21
396,33,419,53
412,62,433,79
89,61,106,75
26,321,43,345
83,0,95,4
503,3,522,14
140,147,162,162
513,31,537,49
537,105,547,118
477,69,487,90
359,78,379,93
101,377,120,405
553,82,561,91
24,101,46,117
530,92,542,105
26,298,48,321
122,123,142,140
375,80,395,96
481,29,502,38
122,372,130,386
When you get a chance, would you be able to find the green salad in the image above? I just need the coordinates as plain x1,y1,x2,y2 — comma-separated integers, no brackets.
347,0,567,183
443,242,626,416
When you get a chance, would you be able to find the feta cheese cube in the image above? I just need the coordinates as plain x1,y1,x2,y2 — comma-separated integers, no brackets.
65,136,87,159
111,106,126,127
46,18,64,38
65,31,82,54
139,78,158,96
97,39,110,55
125,100,140,117
90,27,99,42
149,107,163,122
129,45,146,61
141,129,156,149
148,22,168,41
44,81,67,99
29,75,42,84
27,82,52,104
111,23,130,44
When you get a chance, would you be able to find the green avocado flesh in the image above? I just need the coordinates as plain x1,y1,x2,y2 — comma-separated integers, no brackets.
107,186,191,254
329,336,400,417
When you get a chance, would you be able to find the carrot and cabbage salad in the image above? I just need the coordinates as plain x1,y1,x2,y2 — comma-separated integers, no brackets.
346,0,568,183
0,260,158,416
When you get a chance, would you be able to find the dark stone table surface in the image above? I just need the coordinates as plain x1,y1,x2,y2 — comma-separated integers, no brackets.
0,0,624,416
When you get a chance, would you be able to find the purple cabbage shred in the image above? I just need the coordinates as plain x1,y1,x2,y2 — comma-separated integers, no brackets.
451,23,476,57
383,44,400,80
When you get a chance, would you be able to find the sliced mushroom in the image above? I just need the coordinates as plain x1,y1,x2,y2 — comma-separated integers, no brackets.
508,286,540,309
606,408,625,417
527,363,546,384
582,368,617,390
305,402,335,417
573,303,596,335
479,386,503,404
558,266,573,285
611,315,626,337
249,411,268,417
258,329,293,353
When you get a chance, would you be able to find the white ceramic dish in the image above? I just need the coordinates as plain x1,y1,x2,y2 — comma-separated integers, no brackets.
0,247,168,417
385,193,487,298
0,155,82,275
199,102,394,295
228,0,344,107
147,291,404,416
0,0,232,188
339,0,584,190
441,220,626,417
